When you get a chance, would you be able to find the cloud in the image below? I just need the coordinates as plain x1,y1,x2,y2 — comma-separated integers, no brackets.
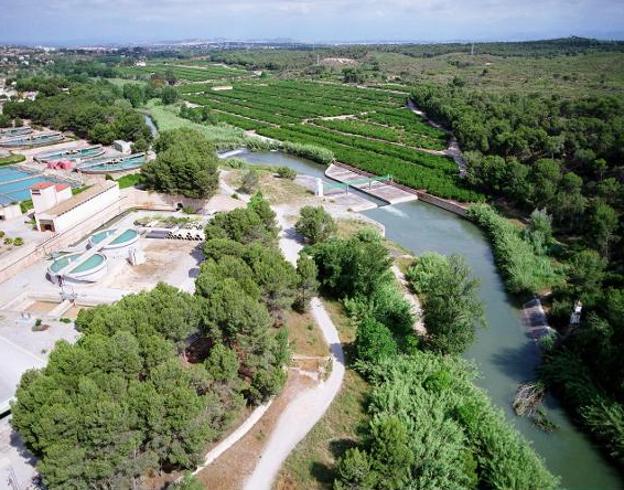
1,0,622,44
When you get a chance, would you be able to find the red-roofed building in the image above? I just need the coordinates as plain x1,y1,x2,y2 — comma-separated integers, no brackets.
30,181,73,215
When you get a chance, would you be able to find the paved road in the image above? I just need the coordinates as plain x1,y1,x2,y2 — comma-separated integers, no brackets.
243,209,345,490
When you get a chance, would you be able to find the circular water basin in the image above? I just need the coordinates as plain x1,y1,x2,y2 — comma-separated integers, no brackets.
48,253,81,274
89,228,139,249
68,253,107,277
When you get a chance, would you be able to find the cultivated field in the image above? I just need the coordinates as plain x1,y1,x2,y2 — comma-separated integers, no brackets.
180,80,482,201
117,62,248,82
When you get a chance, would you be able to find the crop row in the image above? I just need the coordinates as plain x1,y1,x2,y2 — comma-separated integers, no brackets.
256,125,483,202
172,63,246,75
230,85,392,113
279,123,457,174
365,108,448,139
184,94,300,124
273,80,406,106
206,88,377,117
179,83,216,94
232,82,404,109
186,91,455,172
313,117,448,150
214,112,269,130
315,117,402,143
117,64,245,82
180,79,404,109
186,89,360,120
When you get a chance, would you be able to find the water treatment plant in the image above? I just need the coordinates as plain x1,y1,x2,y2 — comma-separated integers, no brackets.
0,131,64,148
34,144,105,163
77,152,146,173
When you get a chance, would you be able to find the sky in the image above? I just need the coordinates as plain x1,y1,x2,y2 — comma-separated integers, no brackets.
1,0,623,46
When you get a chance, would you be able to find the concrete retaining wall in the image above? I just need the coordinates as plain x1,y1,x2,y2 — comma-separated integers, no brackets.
123,188,205,211
416,191,468,217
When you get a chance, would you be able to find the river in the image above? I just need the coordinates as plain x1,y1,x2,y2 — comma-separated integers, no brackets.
235,149,622,490
144,114,158,138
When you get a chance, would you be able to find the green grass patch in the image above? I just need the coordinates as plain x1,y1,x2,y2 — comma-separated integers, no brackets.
278,369,369,490
144,100,247,150
115,173,143,189
0,153,26,166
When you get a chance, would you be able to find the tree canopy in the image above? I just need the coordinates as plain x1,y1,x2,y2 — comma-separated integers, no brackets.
295,205,337,244
142,128,219,199
407,252,485,354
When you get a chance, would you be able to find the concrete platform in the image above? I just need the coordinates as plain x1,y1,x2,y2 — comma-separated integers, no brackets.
325,163,418,205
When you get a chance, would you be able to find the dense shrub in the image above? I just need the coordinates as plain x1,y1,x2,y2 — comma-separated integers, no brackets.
407,252,485,354
334,353,559,490
467,204,561,295
308,229,393,299
280,140,334,165
11,284,249,488
3,78,151,145
295,206,337,244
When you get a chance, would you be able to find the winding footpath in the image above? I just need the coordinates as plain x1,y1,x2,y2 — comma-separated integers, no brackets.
243,209,346,490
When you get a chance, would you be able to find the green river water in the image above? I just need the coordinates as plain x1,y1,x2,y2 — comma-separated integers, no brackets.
237,150,622,490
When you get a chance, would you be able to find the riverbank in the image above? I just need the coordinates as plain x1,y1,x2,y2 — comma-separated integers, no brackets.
233,150,622,489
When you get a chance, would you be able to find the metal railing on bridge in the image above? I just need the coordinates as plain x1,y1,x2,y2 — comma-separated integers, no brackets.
324,174,392,194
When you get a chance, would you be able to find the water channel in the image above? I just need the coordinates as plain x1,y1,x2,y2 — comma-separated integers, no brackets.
144,114,159,138
235,149,622,490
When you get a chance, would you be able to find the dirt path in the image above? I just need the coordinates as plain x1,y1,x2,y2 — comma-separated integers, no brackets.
407,100,467,174
243,209,345,490
192,401,273,475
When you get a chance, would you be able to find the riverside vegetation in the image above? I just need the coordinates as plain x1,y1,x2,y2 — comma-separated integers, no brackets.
4,38,622,484
299,220,557,488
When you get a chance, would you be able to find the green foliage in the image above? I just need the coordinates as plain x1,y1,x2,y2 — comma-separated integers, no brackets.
0,152,26,166
161,86,179,105
258,124,480,201
10,284,254,488
561,249,606,308
181,79,479,200
280,140,335,165
196,194,291,402
334,353,558,490
115,173,143,189
523,208,554,255
467,204,561,295
171,473,205,490
239,168,259,194
355,317,398,365
75,283,201,350
205,198,278,246
295,254,319,312
117,63,245,82
585,200,619,258
142,128,218,199
295,206,337,244
308,229,393,299
122,83,146,108
407,253,485,354
542,347,624,465
276,166,297,180
3,78,152,145
344,281,414,341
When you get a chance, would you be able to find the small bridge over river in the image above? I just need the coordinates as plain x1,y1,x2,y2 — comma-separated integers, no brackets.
325,163,418,205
